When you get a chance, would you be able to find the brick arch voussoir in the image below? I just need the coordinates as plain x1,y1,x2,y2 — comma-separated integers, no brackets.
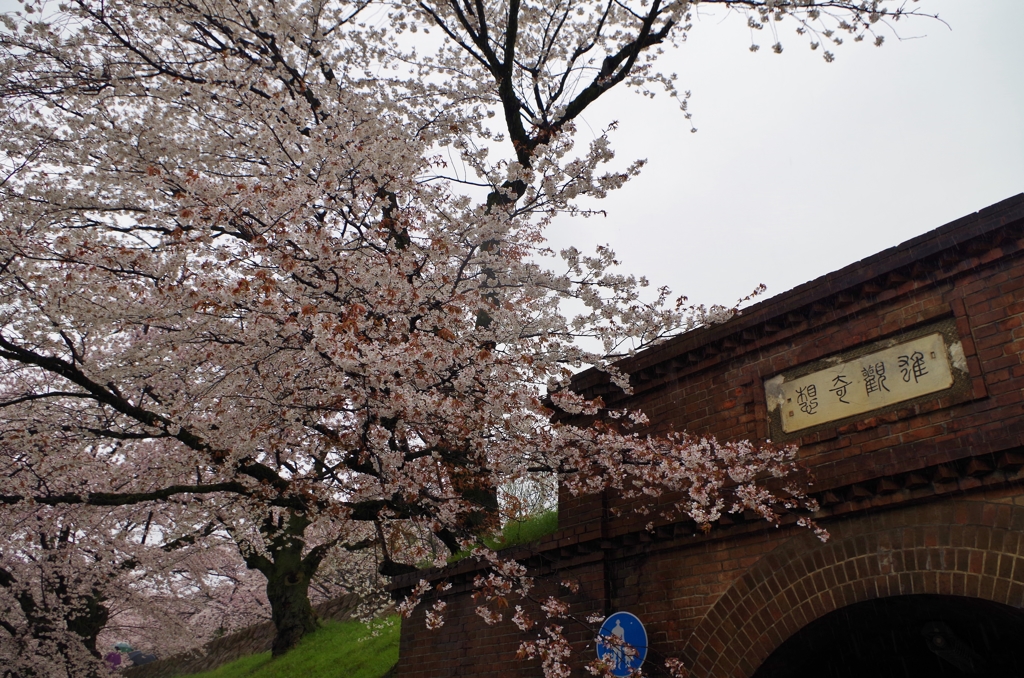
682,499,1024,678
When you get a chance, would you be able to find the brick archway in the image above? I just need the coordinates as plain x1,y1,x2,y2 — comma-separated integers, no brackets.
682,499,1024,678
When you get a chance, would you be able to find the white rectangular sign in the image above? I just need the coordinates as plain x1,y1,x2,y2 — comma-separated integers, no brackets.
766,333,954,434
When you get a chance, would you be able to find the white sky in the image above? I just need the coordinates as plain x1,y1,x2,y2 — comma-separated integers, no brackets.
547,0,1024,308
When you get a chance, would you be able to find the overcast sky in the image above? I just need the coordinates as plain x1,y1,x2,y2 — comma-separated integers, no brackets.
546,0,1024,309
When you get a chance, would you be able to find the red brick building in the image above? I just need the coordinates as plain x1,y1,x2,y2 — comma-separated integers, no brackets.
392,194,1024,678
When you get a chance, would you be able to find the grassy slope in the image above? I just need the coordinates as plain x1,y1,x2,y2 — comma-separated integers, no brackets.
446,509,558,564
178,513,555,678
179,616,400,678
486,510,558,550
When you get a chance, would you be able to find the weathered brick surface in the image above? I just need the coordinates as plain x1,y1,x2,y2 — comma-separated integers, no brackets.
393,195,1024,678
396,560,607,678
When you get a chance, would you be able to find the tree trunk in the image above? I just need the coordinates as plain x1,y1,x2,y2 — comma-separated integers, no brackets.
244,510,320,657
64,590,109,659
265,555,318,657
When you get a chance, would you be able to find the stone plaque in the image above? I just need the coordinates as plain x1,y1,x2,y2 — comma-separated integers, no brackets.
765,333,955,434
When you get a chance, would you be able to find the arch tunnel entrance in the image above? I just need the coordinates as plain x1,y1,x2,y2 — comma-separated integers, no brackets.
751,595,1024,678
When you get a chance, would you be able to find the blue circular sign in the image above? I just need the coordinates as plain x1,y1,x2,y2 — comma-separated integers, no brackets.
596,611,647,676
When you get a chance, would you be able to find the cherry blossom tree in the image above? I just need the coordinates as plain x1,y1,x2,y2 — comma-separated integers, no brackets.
0,0,935,674
0,501,228,678
0,458,280,678
0,508,120,678
383,0,936,207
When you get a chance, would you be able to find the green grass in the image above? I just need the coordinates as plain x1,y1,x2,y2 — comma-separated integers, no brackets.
178,616,400,678
486,509,558,550
181,515,557,677
443,509,559,564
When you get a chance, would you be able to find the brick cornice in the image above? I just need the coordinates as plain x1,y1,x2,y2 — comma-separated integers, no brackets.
388,446,1024,596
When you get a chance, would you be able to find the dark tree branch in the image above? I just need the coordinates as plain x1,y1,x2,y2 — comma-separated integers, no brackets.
0,481,251,507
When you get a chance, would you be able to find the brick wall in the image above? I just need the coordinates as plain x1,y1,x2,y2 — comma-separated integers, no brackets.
678,490,1024,677
391,194,1024,678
